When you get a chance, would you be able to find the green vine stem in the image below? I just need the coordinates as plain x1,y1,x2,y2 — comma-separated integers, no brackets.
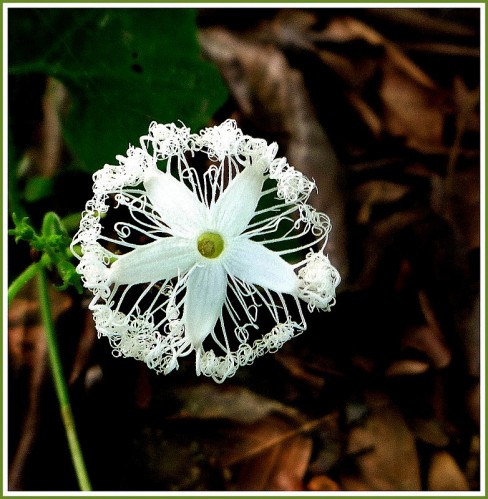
37,268,92,491
8,261,42,306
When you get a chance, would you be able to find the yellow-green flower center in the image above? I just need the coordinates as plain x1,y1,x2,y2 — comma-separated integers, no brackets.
197,232,225,259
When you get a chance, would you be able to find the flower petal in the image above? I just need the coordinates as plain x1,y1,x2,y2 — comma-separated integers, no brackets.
108,237,196,286
224,238,298,295
144,170,207,237
183,263,227,349
209,165,265,238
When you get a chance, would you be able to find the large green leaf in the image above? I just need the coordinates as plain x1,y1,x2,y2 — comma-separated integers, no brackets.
9,8,228,172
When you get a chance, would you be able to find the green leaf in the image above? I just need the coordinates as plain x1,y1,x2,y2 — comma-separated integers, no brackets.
24,176,54,202
9,8,228,172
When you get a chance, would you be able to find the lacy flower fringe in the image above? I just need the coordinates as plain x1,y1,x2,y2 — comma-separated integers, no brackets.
71,120,340,383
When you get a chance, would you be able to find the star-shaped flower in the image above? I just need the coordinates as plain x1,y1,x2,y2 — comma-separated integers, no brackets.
72,120,340,382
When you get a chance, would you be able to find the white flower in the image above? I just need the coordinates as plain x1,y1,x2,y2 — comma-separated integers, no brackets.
72,120,340,383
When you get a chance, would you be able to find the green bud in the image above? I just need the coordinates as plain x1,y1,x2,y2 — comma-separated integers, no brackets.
42,212,68,239
9,214,36,243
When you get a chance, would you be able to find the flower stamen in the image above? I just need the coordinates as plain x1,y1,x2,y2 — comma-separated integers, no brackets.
197,232,224,259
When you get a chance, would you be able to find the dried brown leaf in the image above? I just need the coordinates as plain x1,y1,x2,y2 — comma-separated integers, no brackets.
307,413,342,475
442,78,480,218
218,412,336,468
402,325,451,370
263,9,318,50
237,434,312,490
8,298,46,373
343,397,421,490
355,209,426,289
316,17,453,153
364,8,477,39
403,42,480,58
410,418,450,447
402,291,452,369
172,383,300,424
466,382,480,427
68,311,97,386
340,475,373,491
428,451,470,491
321,16,436,88
453,76,480,132
274,352,325,392
461,294,480,379
8,280,72,372
307,474,341,491
465,435,480,489
380,64,448,151
347,93,383,138
229,415,313,490
355,180,411,225
450,169,480,252
346,17,437,89
385,359,430,376
347,425,375,455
